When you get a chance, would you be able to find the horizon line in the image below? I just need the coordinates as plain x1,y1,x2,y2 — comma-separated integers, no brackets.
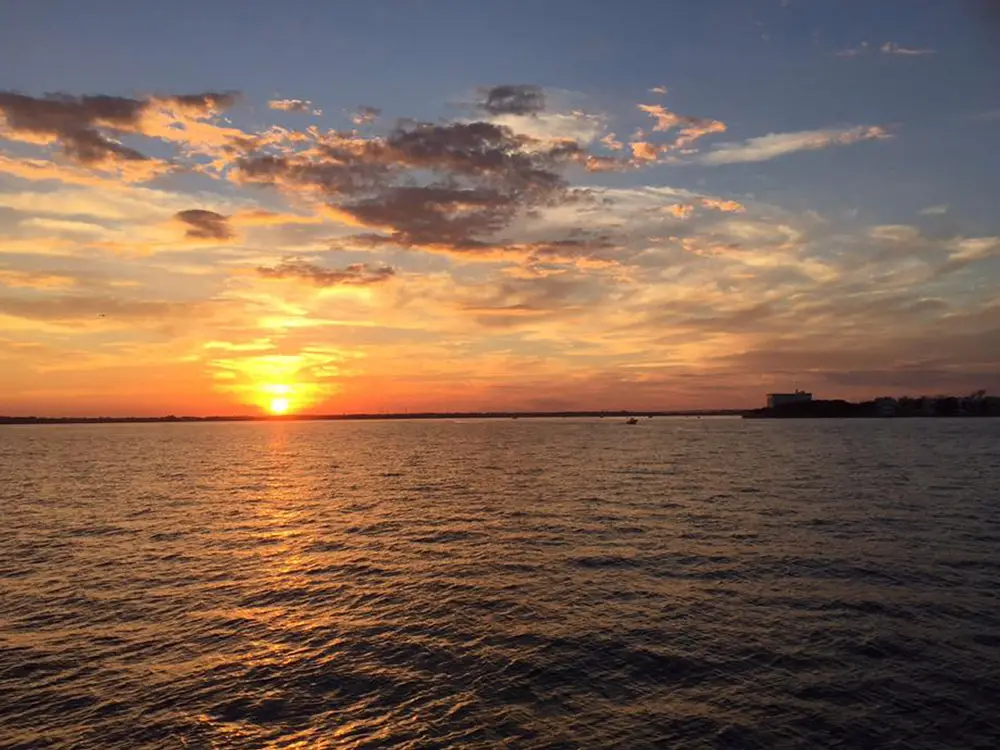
0,409,747,425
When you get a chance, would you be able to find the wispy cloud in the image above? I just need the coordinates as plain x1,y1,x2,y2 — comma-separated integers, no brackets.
700,125,890,165
351,106,381,125
600,132,624,151
256,259,396,287
488,111,607,145
919,205,949,216
0,268,79,290
174,209,234,241
836,41,935,58
881,41,935,56
935,236,1000,276
836,42,869,58
268,98,321,115
0,293,210,326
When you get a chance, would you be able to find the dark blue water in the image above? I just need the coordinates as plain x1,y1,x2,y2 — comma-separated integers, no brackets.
1,418,998,748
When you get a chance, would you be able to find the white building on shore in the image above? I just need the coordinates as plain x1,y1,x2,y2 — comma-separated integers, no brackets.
766,390,813,409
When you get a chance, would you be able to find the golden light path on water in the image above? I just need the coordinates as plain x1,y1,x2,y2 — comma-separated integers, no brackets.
1,419,999,747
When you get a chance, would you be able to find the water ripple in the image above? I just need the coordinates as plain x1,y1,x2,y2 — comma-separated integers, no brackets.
1,418,999,748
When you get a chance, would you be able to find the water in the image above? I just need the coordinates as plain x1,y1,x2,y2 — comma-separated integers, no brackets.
1,418,998,749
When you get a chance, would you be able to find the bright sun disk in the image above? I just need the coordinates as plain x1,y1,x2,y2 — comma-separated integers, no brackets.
269,397,290,414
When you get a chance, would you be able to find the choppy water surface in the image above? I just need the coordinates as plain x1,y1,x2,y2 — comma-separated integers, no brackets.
1,418,999,749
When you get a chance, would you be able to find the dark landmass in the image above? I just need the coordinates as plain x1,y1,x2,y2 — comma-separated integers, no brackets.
745,393,1000,419
6,393,998,425
0,409,744,426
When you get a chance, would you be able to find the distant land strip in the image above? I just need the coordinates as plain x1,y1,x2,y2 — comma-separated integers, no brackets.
0,410,745,425
745,394,1000,419
6,394,998,424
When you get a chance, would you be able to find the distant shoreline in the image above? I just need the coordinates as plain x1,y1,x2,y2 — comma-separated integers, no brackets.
743,413,1000,419
744,395,999,419
0,410,745,426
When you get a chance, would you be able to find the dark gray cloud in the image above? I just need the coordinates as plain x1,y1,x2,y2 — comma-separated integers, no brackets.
256,259,395,286
0,90,238,165
341,186,517,250
236,150,393,197
0,92,149,164
168,92,239,112
479,85,546,116
239,121,580,195
175,209,234,241
236,119,594,256
383,121,581,192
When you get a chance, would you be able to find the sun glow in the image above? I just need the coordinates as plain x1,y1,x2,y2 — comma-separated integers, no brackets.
268,396,290,414
208,351,348,414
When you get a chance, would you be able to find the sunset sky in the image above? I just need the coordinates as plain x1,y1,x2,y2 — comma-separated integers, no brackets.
2,0,999,416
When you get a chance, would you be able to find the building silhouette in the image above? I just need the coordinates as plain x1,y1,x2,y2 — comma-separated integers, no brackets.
766,390,813,409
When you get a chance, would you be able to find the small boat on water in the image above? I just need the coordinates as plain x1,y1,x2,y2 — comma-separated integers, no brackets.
625,417,639,425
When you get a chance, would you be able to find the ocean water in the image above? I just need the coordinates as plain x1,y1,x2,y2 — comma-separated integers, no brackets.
1,417,998,749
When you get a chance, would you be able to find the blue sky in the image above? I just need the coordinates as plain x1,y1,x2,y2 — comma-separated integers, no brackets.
1,0,999,414
5,0,997,223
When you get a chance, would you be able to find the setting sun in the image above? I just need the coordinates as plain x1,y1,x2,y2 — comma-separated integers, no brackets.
268,397,290,415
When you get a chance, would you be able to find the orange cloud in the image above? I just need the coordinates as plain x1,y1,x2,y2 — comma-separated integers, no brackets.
0,153,106,186
584,154,626,172
700,198,745,213
630,141,659,161
0,269,78,290
230,209,323,227
664,203,695,219
600,132,624,151
637,103,727,149
0,151,168,185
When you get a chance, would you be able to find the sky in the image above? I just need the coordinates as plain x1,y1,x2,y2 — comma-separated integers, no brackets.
1,0,999,416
